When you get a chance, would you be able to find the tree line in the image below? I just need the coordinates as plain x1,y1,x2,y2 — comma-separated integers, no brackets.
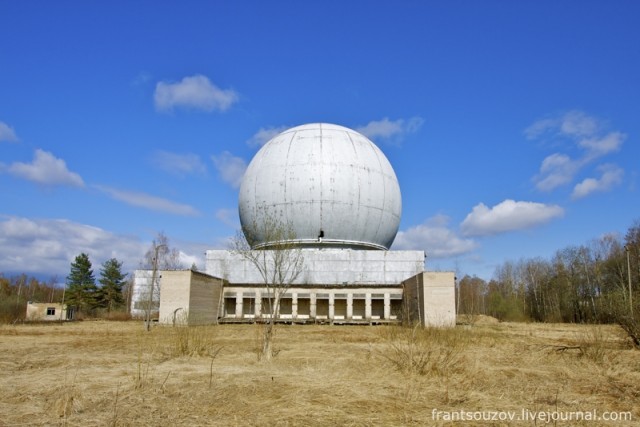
457,219,640,324
0,255,130,322
0,232,183,322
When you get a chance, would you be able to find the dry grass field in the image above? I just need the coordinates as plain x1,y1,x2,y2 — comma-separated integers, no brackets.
1,318,639,426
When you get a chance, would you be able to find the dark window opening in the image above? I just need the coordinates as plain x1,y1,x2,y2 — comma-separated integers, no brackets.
224,298,236,316
297,298,310,316
371,300,385,319
352,300,366,318
46,307,56,316
316,299,329,317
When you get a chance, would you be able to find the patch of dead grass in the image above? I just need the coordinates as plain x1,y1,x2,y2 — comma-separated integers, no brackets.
0,321,638,425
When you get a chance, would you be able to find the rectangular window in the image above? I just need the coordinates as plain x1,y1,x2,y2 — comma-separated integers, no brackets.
46,307,56,316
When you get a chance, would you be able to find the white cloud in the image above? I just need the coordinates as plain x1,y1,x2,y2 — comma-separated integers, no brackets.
178,251,201,269
392,215,477,257
534,153,580,191
0,216,146,277
523,118,557,140
559,110,600,137
527,111,625,195
96,185,200,216
579,132,625,158
0,121,19,142
460,199,564,237
151,150,206,176
524,110,599,140
154,74,238,112
4,149,84,187
215,208,239,228
572,164,624,199
246,126,289,147
356,116,423,144
211,151,247,189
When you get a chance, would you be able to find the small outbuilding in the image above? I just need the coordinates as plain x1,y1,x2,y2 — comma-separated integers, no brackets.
157,270,224,326
26,302,74,321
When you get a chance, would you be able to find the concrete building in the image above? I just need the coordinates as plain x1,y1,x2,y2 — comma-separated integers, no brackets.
26,302,73,321
130,270,159,319
132,123,455,327
157,270,223,325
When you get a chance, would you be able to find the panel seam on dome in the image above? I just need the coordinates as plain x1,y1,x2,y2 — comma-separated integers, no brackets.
283,130,296,225
370,144,387,249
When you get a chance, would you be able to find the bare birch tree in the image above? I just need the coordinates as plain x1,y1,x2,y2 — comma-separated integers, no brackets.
232,214,305,361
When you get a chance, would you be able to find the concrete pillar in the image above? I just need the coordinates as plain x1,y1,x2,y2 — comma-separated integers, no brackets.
346,293,353,320
328,293,335,322
384,293,391,320
255,290,261,318
365,293,372,320
235,293,243,318
310,293,317,319
292,292,298,319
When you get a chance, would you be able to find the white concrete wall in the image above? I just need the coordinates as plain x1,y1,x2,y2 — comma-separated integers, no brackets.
157,271,190,325
206,249,424,286
402,272,456,327
131,270,161,318
158,270,223,325
25,302,69,321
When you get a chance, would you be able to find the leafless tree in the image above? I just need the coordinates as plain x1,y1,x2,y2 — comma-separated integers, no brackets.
138,232,182,328
141,231,183,270
232,214,305,361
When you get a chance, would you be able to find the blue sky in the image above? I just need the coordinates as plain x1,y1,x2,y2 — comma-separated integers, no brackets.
1,1,638,281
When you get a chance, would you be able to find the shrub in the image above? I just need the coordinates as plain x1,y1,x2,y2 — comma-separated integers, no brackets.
379,324,468,376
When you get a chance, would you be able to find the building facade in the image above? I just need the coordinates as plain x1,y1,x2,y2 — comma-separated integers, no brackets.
130,123,456,327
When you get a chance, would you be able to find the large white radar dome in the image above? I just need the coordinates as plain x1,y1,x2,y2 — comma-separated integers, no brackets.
239,123,402,250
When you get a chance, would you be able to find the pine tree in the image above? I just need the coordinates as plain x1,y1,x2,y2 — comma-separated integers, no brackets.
98,258,127,313
65,253,97,314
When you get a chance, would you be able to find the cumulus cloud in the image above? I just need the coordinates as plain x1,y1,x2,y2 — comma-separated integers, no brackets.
392,215,477,257
154,74,238,112
572,164,624,199
0,216,146,276
534,153,581,192
246,126,289,147
96,185,200,216
0,121,19,142
527,110,626,195
460,200,564,237
151,150,206,176
356,116,424,144
4,149,84,187
211,151,247,189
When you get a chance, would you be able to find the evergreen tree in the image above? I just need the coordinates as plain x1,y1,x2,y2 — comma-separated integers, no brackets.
65,253,97,313
98,258,127,312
